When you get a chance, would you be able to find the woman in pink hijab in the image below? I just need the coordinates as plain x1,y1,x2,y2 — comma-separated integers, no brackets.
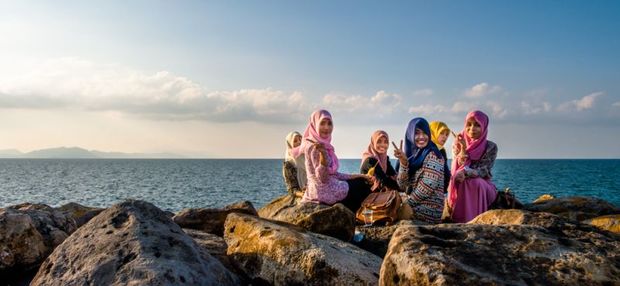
447,110,498,223
300,109,372,212
359,130,399,191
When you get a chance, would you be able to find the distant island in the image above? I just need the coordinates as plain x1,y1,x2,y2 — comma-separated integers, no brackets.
0,147,183,159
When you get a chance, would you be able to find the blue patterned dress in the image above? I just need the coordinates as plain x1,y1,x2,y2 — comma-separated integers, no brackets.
397,151,445,224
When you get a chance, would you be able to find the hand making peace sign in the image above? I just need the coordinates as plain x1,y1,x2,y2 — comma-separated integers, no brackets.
392,140,408,168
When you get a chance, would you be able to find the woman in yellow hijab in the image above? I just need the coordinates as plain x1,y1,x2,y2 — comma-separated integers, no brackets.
430,121,451,193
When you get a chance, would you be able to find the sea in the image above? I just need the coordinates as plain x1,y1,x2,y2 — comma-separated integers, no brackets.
0,159,618,212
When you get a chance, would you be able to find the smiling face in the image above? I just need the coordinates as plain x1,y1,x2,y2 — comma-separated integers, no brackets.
375,135,389,154
414,128,429,148
318,118,333,139
437,130,449,146
466,117,482,140
292,134,302,147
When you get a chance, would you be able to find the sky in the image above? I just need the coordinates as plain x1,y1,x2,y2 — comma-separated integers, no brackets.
0,0,619,158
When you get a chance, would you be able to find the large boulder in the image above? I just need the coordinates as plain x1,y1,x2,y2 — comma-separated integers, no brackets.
258,194,355,241
469,209,568,230
353,223,404,258
583,214,620,234
55,202,104,228
173,201,257,236
0,203,77,280
182,228,247,282
224,213,382,285
524,196,620,221
380,221,620,285
30,200,239,286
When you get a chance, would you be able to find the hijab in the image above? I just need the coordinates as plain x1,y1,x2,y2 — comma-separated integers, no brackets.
361,130,389,172
395,117,442,176
447,110,490,206
300,109,339,174
429,121,450,151
285,131,307,188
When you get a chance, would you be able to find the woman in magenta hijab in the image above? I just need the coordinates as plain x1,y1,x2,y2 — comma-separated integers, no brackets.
300,109,372,212
447,110,498,223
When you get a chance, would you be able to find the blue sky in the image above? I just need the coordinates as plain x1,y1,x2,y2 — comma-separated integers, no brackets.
0,1,619,158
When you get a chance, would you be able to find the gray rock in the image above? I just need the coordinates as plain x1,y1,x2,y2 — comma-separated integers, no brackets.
259,194,355,241
30,200,239,286
524,196,620,221
173,201,257,236
225,213,382,286
55,202,104,228
380,220,620,285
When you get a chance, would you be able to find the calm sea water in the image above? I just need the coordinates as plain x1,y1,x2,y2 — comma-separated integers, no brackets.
0,159,618,212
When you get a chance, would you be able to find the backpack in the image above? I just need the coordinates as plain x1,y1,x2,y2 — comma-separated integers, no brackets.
355,190,402,226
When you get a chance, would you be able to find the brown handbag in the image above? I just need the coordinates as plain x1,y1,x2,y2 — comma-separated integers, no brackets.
355,190,402,226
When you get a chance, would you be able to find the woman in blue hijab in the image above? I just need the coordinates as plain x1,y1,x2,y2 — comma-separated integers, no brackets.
393,117,447,224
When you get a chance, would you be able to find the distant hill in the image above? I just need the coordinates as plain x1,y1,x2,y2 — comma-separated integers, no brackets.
0,147,183,159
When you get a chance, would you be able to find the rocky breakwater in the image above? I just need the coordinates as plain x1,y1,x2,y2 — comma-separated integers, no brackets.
30,200,240,286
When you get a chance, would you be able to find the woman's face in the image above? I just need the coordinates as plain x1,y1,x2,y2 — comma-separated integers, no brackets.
466,118,482,140
414,128,429,148
292,135,302,147
437,130,449,146
375,135,389,154
318,118,333,139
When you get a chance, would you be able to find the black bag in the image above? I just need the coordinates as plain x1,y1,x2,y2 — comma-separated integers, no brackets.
489,188,523,210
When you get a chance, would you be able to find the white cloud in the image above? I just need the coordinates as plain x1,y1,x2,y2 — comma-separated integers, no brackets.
464,82,501,98
451,101,476,113
613,101,620,107
0,58,311,123
321,90,403,116
408,104,447,115
521,101,552,115
485,101,508,119
413,89,434,97
557,92,604,112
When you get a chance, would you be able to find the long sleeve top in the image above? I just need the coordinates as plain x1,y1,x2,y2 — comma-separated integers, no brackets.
397,151,445,224
463,141,498,180
282,160,301,194
359,157,400,191
301,144,353,205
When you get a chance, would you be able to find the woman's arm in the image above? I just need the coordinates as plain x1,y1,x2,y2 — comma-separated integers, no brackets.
466,142,497,179
308,145,330,184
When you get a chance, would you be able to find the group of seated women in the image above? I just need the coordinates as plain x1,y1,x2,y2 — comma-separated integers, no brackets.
283,109,498,224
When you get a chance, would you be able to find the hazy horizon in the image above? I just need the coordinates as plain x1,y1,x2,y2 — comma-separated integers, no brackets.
1,1,619,159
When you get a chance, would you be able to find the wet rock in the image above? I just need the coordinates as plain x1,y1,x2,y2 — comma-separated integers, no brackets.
258,194,355,241
224,213,381,285
55,202,104,228
380,221,620,285
30,200,239,286
524,196,620,221
583,214,620,234
173,201,257,236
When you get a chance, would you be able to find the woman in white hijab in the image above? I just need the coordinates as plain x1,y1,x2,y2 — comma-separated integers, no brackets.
283,131,307,195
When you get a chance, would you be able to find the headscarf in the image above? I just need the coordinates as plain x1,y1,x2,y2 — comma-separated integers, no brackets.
395,117,442,176
285,131,307,188
447,110,490,206
300,109,339,174
361,130,389,172
429,121,450,150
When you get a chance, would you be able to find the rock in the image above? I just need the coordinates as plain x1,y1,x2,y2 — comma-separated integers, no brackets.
380,221,620,285
469,209,569,230
173,201,257,236
55,202,104,228
524,196,620,221
353,223,403,258
583,214,620,234
224,213,382,285
258,194,355,241
0,203,77,281
30,200,239,286
533,194,555,203
183,228,247,282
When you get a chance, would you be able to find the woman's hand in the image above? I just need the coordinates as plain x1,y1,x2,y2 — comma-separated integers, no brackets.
392,140,408,168
315,143,328,166
454,169,466,183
